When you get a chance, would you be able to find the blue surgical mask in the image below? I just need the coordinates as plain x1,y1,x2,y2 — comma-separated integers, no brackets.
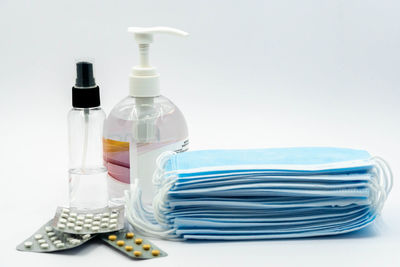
126,147,392,240
161,147,373,174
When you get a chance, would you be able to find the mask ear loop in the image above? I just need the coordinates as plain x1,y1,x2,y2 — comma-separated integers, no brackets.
153,151,176,186
152,150,179,226
125,182,182,240
373,156,393,194
128,151,175,222
367,175,384,215
369,156,393,215
126,151,182,240
153,179,177,225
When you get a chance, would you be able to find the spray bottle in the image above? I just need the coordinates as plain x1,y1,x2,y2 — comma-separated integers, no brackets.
68,62,108,209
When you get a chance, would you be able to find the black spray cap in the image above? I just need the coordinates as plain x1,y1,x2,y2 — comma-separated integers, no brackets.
75,61,96,87
72,61,100,108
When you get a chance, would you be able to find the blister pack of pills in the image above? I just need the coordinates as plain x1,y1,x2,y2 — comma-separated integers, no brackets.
100,230,167,260
16,220,94,253
52,206,124,234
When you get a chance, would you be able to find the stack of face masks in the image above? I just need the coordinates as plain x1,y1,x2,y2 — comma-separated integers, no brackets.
126,147,392,240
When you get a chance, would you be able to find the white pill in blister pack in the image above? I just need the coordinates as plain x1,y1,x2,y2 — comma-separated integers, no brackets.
40,243,49,249
17,220,96,253
34,234,42,240
68,239,81,245
52,206,124,234
47,232,55,237
62,208,70,214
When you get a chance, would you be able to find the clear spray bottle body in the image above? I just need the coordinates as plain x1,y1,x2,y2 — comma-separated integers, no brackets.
68,61,108,210
68,107,108,209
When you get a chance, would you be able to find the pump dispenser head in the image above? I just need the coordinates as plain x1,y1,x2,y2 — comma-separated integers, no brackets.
127,26,188,97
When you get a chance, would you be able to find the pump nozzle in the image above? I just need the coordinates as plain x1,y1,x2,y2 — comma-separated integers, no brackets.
128,26,188,44
127,26,188,97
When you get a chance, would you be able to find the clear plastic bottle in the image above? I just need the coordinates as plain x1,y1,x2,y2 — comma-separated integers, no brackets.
104,95,188,206
68,62,108,209
103,27,189,206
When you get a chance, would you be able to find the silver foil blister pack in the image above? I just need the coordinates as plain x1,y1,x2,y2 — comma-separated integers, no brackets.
52,206,124,234
17,219,94,253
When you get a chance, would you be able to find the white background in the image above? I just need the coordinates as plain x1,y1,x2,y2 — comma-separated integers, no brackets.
1,0,399,266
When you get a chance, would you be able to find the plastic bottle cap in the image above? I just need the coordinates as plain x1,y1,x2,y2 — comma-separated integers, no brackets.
72,62,100,108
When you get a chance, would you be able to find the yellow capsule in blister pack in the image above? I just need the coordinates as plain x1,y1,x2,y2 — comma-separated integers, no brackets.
108,235,117,241
126,232,134,239
151,250,160,256
116,240,125,246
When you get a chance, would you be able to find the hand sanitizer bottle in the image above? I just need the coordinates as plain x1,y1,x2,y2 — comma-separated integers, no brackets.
68,61,108,209
104,27,189,206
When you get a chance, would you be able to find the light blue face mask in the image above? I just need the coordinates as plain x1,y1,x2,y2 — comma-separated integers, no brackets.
161,147,373,175
126,147,392,241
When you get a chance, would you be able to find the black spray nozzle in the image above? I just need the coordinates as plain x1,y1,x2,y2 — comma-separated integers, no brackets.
75,61,96,88
72,61,100,108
